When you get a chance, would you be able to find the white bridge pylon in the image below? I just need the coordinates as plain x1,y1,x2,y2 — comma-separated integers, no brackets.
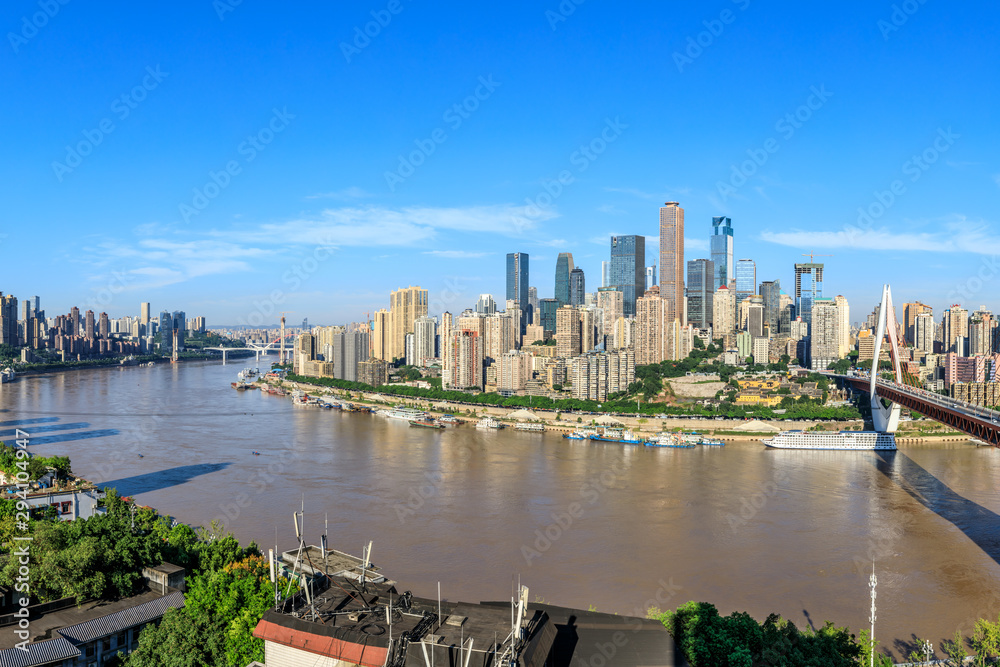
870,284,904,433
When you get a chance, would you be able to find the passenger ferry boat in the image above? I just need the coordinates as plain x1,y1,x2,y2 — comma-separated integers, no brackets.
589,428,645,445
379,406,428,421
475,416,504,429
563,429,597,440
514,422,545,432
1,368,16,384
438,414,461,424
763,430,897,450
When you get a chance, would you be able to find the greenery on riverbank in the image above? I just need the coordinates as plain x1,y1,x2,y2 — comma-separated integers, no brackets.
0,442,71,480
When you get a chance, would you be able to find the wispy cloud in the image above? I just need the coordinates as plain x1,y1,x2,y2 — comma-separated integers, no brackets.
993,174,1000,188
305,186,372,200
423,250,490,259
597,204,626,215
760,217,1000,255
685,237,709,252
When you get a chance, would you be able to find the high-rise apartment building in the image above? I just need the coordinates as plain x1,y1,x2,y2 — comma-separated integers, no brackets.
333,332,370,382
555,253,574,307
834,295,850,358
98,312,110,339
596,288,623,349
448,330,483,389
389,286,428,362
943,305,969,355
810,298,840,371
712,286,736,339
710,216,734,290
569,268,586,307
686,259,714,330
140,302,150,326
483,313,516,365
969,308,993,357
556,306,582,359
506,253,529,331
609,235,646,317
734,259,756,306
475,294,497,316
0,294,17,347
413,316,437,365
635,287,667,365
794,263,824,330
915,312,935,354
658,202,685,324
372,309,392,360
903,301,932,346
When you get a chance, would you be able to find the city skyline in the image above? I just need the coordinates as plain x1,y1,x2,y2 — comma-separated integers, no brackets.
3,3,998,324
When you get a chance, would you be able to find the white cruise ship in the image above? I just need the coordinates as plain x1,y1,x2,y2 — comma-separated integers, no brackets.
763,430,896,450
379,406,427,421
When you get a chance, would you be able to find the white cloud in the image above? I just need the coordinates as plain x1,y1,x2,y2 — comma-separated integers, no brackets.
685,237,709,252
993,174,1000,188
423,250,490,259
305,186,372,200
760,217,1000,255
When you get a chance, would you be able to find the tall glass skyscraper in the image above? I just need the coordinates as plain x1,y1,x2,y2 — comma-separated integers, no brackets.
555,253,574,306
794,263,824,330
759,280,781,336
686,259,715,329
609,235,645,317
506,252,529,332
735,259,756,307
711,216,734,290
539,298,559,334
569,268,585,306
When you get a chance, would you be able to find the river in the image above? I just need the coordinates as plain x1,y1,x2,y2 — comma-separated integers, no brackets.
2,359,999,659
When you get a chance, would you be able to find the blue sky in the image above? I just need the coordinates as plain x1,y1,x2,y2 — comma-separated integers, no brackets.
3,1,999,326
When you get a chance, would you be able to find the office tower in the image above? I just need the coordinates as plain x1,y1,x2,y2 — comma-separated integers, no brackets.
712,286,736,338
172,312,186,351
29,296,39,319
645,264,657,292
555,253,574,306
659,202,685,324
903,301,932,345
810,298,840,371
98,312,110,339
915,312,935,354
556,306,582,358
601,261,610,288
569,268,586,307
332,331,370,381
413,316,437,365
372,309,392,360
635,288,667,365
597,288,624,349
794,263,824,330
743,296,765,338
834,295,850,358
735,259,756,306
0,294,17,347
390,286,428,362
686,259,715,330
539,298,559,335
779,293,794,335
475,294,497,316
710,216,734,290
140,302,150,326
527,287,539,325
759,280,781,336
608,235,646,317
506,252,529,331
159,311,173,352
942,305,969,355
448,329,483,389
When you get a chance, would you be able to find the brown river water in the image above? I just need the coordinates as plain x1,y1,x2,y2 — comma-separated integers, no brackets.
2,359,999,659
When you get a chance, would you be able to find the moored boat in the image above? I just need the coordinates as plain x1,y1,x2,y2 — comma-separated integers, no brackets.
379,406,428,421
763,430,897,450
563,429,596,440
409,418,444,429
475,416,504,429
645,433,696,448
514,422,545,432
589,428,645,445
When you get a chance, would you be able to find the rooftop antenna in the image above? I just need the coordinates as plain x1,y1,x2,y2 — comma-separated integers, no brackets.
361,540,373,591
322,514,329,578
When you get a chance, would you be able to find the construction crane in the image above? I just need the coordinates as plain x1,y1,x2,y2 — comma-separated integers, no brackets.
801,253,833,264
279,311,295,365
